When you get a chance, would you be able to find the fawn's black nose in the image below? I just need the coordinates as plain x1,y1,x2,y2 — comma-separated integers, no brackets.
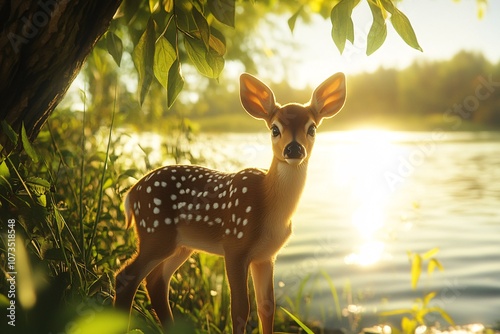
284,141,305,160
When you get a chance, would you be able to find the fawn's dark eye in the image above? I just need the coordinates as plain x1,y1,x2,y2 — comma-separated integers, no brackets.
307,125,316,137
271,125,281,137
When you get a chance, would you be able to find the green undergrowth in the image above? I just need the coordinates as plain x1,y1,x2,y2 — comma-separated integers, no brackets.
0,107,315,333
0,106,474,334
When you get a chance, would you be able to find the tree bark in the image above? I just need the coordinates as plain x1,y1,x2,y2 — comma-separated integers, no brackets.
0,0,122,156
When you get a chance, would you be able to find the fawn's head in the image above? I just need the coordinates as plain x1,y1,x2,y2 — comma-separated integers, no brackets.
240,73,346,166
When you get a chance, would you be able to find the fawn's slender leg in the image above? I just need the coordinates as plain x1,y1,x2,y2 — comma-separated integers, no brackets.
251,259,275,334
225,254,250,334
145,247,193,324
115,240,177,314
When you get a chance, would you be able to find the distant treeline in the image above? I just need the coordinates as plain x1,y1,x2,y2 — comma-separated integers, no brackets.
190,51,500,131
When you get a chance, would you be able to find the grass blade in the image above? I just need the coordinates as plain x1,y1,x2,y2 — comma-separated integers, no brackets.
295,273,311,314
281,307,314,334
86,86,116,266
320,269,341,321
79,89,87,264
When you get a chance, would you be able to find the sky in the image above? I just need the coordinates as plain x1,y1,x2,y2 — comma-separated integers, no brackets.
68,0,500,102
252,0,500,88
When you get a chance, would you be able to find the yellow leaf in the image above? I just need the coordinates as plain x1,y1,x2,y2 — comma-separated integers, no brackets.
422,247,439,260
423,291,437,306
428,258,444,275
410,254,422,290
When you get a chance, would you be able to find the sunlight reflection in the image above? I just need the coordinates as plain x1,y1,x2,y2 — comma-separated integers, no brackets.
344,241,385,266
339,129,402,267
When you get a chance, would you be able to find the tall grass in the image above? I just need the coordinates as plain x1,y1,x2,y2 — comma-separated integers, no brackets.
0,105,462,333
0,97,345,333
1,101,283,333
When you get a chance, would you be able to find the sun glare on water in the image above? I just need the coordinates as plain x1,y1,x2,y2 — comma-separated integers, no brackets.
332,129,405,267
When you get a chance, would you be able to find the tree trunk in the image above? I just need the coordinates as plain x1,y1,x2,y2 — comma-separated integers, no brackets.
0,0,122,156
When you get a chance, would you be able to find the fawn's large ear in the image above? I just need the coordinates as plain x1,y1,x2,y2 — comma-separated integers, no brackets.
310,72,346,125
240,73,277,122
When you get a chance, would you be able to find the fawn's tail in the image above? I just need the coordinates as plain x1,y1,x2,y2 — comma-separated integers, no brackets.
123,193,135,229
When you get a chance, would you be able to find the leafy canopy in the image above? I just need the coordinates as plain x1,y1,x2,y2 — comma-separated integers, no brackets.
105,0,485,107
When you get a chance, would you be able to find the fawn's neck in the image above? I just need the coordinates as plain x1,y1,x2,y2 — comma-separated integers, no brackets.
263,157,309,219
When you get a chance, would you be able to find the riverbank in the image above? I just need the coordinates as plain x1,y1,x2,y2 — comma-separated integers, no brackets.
190,113,500,133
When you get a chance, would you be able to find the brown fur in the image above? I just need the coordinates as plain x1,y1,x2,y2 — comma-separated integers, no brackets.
114,72,346,334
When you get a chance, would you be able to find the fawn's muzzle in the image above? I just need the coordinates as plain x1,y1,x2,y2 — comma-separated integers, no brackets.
284,141,305,160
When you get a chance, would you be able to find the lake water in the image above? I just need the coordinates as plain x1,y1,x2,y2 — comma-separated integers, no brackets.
195,130,500,329
128,130,500,329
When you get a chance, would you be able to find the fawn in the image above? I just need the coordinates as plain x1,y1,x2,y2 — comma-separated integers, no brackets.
114,72,346,333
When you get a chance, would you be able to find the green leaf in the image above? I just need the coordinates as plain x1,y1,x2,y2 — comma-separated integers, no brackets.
206,49,224,77
281,307,315,334
163,0,173,12
208,32,226,56
35,195,47,208
184,35,224,79
330,0,356,54
410,253,422,290
21,123,38,162
391,10,422,52
154,37,176,89
106,31,123,66
192,27,226,56
132,18,156,105
0,160,11,188
1,120,18,145
53,206,66,231
26,177,50,205
288,5,304,33
192,5,210,50
208,0,235,27
26,176,50,189
102,178,114,190
380,0,422,52
149,0,159,13
167,60,184,107
366,1,387,55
